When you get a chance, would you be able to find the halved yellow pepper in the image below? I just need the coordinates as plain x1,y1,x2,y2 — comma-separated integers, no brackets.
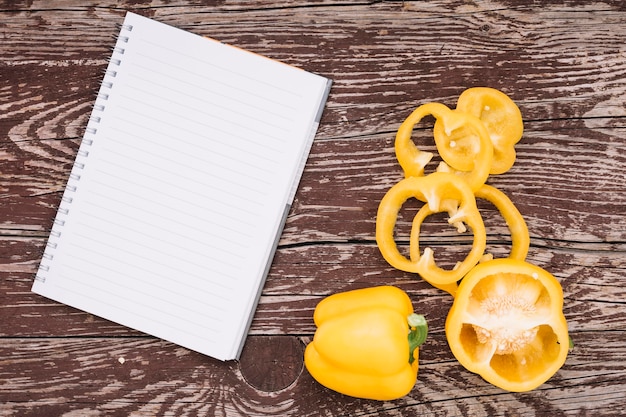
445,258,569,392
434,87,523,175
304,286,428,401
376,172,486,292
394,102,493,192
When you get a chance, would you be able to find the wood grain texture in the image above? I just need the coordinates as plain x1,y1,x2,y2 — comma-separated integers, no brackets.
1,0,626,415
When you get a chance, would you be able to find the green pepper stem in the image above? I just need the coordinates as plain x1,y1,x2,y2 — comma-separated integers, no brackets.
407,313,428,364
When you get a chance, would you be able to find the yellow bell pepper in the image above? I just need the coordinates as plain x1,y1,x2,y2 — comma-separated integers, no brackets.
304,286,428,401
434,87,523,175
394,102,493,192
376,172,486,293
445,258,569,392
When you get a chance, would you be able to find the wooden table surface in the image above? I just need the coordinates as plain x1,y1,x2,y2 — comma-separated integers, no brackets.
2,1,626,415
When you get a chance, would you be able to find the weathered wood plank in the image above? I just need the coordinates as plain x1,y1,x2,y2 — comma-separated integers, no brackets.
2,240,625,338
0,331,624,416
1,125,625,242
2,2,626,136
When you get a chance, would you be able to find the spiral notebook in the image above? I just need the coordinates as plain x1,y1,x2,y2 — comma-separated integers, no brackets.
32,12,331,361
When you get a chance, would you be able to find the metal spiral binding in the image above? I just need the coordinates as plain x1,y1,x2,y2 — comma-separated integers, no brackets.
34,21,133,284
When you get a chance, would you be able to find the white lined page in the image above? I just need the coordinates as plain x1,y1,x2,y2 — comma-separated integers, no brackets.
32,12,332,361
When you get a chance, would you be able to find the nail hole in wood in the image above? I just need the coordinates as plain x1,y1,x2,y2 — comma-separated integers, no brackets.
239,336,304,392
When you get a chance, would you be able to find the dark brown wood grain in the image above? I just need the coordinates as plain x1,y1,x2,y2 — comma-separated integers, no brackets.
1,1,626,416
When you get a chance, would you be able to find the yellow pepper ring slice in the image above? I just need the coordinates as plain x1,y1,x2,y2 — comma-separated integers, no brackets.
445,258,569,392
409,200,485,297
376,172,486,286
435,87,523,175
408,201,472,297
395,102,493,191
475,184,530,261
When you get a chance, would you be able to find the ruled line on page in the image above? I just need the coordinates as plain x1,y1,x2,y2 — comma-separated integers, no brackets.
67,224,243,283
59,262,225,326
90,152,265,214
61,235,236,297
114,90,289,155
113,103,283,175
73,201,250,265
104,126,276,188
124,70,294,134
52,274,223,340
98,138,272,196
133,50,301,110
85,175,258,235
67,226,241,281
105,119,279,180
58,241,234,299
135,39,303,104
95,144,268,205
